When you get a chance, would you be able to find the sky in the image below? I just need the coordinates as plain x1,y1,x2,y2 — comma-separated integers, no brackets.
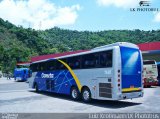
0,0,160,31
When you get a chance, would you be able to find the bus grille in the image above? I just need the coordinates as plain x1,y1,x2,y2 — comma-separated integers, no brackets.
99,83,112,98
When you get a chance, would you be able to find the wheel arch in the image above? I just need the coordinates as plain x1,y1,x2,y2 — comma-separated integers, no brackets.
81,85,92,102
81,85,91,93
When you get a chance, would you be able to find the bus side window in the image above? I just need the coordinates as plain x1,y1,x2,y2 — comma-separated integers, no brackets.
55,59,67,70
39,63,43,71
60,58,67,70
94,53,100,68
68,56,81,69
46,60,55,71
106,51,112,67
39,62,47,71
36,64,40,71
34,64,37,72
99,50,112,68
82,53,95,69
30,63,37,72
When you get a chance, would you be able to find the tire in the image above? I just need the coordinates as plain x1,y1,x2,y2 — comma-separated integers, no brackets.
71,87,80,100
35,83,39,92
82,87,91,103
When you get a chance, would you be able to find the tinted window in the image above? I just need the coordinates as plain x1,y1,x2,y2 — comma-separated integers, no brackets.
46,60,55,70
39,62,47,71
30,50,113,71
99,50,112,67
56,59,67,70
94,53,100,67
30,63,39,72
68,56,81,69
82,53,97,68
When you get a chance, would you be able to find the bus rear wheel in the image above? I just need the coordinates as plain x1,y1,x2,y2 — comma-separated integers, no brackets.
82,87,91,102
71,87,80,100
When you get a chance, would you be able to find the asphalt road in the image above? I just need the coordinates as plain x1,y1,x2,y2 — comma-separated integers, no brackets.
0,77,160,113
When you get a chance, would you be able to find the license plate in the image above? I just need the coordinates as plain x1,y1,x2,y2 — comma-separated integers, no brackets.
130,85,134,88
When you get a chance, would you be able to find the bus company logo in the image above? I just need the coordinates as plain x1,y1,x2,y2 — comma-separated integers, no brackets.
130,0,160,12
41,73,54,78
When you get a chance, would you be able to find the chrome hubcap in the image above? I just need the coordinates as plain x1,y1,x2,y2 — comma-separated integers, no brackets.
83,90,90,100
72,89,77,99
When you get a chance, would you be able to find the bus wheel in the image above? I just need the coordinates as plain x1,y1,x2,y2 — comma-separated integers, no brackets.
82,87,91,102
71,87,80,100
35,83,39,92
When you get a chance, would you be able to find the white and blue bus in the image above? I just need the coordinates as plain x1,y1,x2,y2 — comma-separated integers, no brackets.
29,42,143,102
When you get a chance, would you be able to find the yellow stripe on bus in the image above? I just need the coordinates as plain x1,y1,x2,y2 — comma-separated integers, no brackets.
122,88,141,92
58,59,82,92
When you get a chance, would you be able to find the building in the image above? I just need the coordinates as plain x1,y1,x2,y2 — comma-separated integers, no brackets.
137,42,160,62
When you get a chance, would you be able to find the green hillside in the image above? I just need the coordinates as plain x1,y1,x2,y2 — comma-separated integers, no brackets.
0,18,160,72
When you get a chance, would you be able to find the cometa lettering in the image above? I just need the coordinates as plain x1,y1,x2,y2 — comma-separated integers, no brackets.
41,73,54,78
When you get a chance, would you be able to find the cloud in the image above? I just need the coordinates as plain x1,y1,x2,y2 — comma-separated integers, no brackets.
97,0,140,9
0,0,81,30
154,12,160,23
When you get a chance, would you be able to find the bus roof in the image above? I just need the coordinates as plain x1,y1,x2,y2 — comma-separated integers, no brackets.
93,42,138,50
17,62,30,66
31,42,138,64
